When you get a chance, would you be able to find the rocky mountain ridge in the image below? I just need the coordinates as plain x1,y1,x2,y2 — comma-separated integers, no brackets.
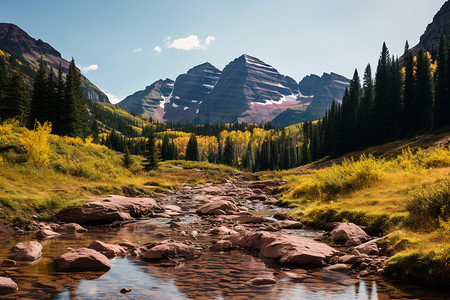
119,54,349,125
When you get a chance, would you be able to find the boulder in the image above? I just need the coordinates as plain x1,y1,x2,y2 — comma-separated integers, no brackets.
11,241,42,261
233,231,337,266
236,215,265,224
88,240,126,258
248,278,276,285
0,277,18,294
324,263,351,272
209,226,238,236
162,205,182,212
210,240,233,251
36,229,61,239
245,195,268,201
354,238,381,255
196,200,238,215
140,241,199,260
56,223,87,233
53,248,111,271
338,255,359,264
55,195,158,224
201,186,225,195
0,259,16,267
276,220,304,229
330,223,370,246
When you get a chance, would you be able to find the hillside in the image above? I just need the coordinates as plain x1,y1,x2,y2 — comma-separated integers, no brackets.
0,23,109,103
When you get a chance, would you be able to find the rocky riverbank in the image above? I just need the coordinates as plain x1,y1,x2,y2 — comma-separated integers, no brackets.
0,178,395,297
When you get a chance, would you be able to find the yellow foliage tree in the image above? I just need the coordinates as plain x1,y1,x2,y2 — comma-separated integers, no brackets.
20,121,52,166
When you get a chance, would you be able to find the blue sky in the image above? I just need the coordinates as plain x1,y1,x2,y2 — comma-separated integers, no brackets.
0,0,446,103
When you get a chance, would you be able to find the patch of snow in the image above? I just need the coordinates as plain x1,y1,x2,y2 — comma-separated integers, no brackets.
172,102,179,108
203,84,214,88
160,90,173,108
298,91,314,98
191,100,198,103
255,94,298,106
335,80,349,85
183,106,189,110
199,101,202,104
196,109,199,114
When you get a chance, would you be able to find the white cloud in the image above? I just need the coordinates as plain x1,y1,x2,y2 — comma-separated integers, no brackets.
105,93,123,104
153,45,162,53
165,35,216,51
133,48,143,53
80,64,99,73
205,36,216,46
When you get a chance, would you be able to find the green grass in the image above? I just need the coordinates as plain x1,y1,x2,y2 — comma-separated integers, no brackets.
262,145,450,290
0,121,245,224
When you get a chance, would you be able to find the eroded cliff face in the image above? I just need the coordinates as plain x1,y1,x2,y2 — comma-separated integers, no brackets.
0,23,109,103
413,1,450,53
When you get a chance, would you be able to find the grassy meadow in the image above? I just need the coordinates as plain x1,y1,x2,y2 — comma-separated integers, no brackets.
0,120,242,225
262,145,450,289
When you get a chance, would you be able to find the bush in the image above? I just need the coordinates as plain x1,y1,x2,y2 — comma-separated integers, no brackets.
384,245,450,291
293,155,385,201
407,181,450,229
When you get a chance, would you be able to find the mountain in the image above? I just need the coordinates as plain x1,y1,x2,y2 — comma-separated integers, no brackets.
196,54,300,124
119,54,349,126
118,79,173,119
271,73,350,127
412,0,450,53
0,23,109,103
161,62,221,123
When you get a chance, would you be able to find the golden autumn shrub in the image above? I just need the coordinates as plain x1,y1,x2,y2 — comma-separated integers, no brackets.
19,121,52,166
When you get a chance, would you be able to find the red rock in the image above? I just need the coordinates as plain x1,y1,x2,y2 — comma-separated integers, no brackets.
0,259,16,267
53,248,111,271
55,195,158,224
324,263,351,271
11,241,42,261
0,277,18,294
248,278,276,285
209,226,238,236
201,186,225,195
276,220,303,229
330,223,370,246
245,194,268,201
162,205,182,212
56,223,87,233
88,240,126,258
354,238,381,255
339,255,359,264
236,215,265,224
36,229,61,239
233,231,337,266
140,241,199,260
210,240,233,251
196,200,238,215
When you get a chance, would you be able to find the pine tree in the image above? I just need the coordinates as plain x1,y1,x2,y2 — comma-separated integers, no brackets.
123,146,132,168
185,133,200,161
0,72,30,123
143,125,159,171
223,136,235,166
356,64,374,148
160,133,171,161
29,57,48,127
242,142,253,170
433,35,449,129
62,59,90,137
415,49,433,131
372,42,392,145
402,41,416,134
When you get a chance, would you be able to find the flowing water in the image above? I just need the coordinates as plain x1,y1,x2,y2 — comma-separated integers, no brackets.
0,205,447,299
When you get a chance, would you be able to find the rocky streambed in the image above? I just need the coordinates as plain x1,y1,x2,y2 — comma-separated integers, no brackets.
0,179,446,299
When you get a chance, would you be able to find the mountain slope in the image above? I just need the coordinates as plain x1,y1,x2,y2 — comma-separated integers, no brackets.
162,62,221,123
271,72,350,127
0,23,109,103
412,0,450,53
196,54,301,124
118,79,173,119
